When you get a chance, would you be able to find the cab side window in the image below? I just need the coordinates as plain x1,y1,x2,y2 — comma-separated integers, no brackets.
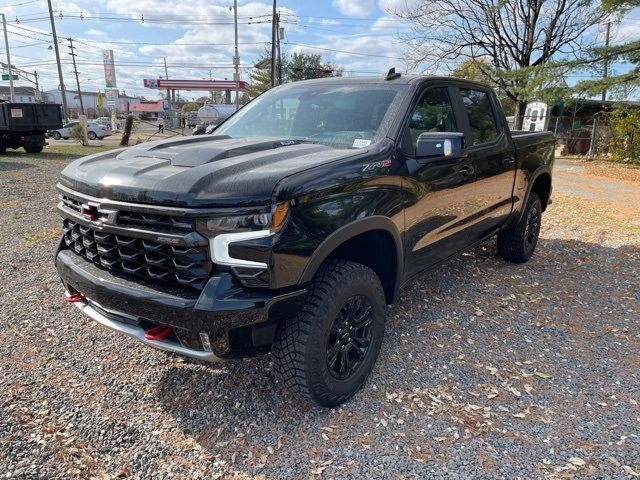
459,89,498,145
405,87,457,154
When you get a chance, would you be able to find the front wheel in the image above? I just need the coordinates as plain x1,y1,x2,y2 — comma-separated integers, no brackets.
51,131,61,140
497,192,542,263
272,260,386,407
88,131,97,140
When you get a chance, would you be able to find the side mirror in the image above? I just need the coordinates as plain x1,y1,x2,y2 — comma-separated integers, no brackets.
416,132,466,160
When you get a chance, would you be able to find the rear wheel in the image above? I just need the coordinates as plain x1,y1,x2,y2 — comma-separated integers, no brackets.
51,131,61,140
24,146,43,153
272,259,386,407
497,192,542,263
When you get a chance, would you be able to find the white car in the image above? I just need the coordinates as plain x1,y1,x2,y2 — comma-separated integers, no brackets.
50,122,112,140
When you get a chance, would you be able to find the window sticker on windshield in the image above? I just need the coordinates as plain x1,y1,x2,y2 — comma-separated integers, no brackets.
352,139,371,148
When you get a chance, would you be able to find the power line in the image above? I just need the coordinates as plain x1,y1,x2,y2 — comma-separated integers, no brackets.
283,42,404,60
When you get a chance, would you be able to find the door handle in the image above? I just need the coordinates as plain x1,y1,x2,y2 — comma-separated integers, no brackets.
502,156,515,166
458,166,474,178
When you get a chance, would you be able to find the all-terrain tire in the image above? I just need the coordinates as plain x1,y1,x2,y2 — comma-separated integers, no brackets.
497,191,542,263
24,146,43,153
272,259,386,407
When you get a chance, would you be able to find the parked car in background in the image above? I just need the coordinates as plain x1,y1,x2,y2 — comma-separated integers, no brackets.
95,117,112,129
50,122,112,140
191,123,206,135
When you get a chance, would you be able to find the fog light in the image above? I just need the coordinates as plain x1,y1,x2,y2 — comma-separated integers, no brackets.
200,332,213,352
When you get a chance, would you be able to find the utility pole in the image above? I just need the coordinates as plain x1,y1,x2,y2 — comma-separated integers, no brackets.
602,20,612,102
163,56,171,113
270,0,277,88
68,38,84,115
34,70,40,101
233,0,240,108
47,0,67,121
1,13,15,102
209,69,214,103
276,14,283,85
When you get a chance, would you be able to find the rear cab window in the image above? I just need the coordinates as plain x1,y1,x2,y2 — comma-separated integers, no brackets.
459,89,499,145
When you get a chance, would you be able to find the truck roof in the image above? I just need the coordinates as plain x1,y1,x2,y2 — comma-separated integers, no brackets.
278,74,491,90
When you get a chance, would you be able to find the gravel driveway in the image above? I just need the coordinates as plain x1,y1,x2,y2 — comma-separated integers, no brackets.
1,152,638,479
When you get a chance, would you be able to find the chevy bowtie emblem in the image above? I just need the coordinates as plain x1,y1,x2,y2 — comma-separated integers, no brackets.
81,203,99,222
80,202,117,225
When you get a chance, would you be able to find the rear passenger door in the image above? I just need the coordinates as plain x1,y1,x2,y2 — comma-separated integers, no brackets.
455,88,516,236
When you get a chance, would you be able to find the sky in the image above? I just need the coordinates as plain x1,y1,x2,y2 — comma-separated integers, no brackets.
0,0,639,101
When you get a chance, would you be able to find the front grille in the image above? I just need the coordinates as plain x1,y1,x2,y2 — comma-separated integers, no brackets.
60,195,82,214
116,211,195,233
62,218,212,290
60,194,195,234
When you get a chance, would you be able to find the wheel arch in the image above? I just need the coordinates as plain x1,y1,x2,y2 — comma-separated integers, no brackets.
298,216,403,305
530,171,552,212
510,166,553,227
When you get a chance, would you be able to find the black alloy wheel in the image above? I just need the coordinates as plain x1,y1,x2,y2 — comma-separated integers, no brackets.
326,295,374,380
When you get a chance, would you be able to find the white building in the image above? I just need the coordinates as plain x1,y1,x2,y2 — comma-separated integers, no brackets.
0,86,41,103
44,89,141,118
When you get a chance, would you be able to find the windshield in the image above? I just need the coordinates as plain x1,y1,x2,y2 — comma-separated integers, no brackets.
215,82,407,149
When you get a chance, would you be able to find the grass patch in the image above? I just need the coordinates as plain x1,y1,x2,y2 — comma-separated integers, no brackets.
24,229,61,243
1,143,122,161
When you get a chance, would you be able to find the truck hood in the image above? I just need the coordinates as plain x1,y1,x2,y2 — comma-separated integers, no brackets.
59,135,358,207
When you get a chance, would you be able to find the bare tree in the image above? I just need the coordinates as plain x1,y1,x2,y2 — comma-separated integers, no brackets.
390,0,608,128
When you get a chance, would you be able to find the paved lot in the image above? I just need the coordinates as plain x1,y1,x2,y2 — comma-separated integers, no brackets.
0,151,638,479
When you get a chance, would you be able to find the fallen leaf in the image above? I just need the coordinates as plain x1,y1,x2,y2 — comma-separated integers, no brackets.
623,465,639,477
535,371,553,379
508,387,522,398
569,457,586,466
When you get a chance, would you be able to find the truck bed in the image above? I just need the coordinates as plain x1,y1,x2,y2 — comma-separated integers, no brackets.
0,103,63,132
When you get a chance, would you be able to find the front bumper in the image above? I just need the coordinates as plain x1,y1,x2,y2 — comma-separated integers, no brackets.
56,248,307,359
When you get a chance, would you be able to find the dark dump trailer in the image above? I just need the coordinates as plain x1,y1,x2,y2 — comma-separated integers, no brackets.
0,102,63,154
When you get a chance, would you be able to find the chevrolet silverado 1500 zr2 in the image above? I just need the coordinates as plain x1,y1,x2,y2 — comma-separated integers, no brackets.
55,72,554,407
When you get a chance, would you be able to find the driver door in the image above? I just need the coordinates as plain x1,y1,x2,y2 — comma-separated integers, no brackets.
401,85,478,278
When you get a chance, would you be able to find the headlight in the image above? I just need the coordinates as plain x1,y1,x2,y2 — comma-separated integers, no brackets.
197,203,290,270
196,203,289,236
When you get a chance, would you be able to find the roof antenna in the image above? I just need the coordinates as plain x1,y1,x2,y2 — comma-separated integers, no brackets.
385,67,401,81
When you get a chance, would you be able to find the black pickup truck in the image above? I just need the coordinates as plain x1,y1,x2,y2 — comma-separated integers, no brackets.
0,102,63,154
55,73,554,407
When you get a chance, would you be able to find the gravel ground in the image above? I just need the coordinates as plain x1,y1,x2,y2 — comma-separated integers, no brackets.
0,150,639,479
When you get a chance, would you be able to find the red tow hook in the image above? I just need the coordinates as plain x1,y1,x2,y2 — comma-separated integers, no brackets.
66,292,86,303
144,325,173,341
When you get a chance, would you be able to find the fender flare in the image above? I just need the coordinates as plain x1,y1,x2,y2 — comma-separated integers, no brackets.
298,215,404,300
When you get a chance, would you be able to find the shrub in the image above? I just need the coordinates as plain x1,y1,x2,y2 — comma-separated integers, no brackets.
69,124,88,146
608,107,640,165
